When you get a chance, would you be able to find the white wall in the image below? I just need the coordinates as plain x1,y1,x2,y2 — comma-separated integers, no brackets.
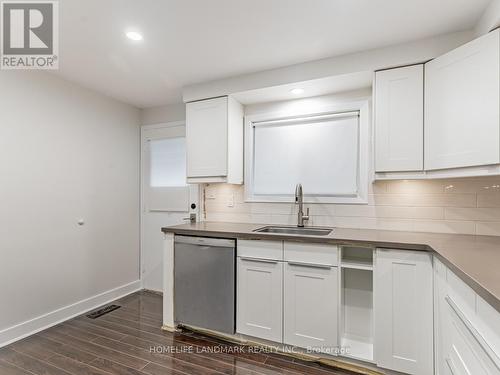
475,0,500,36
244,88,371,116
0,71,141,346
183,30,473,102
141,103,185,125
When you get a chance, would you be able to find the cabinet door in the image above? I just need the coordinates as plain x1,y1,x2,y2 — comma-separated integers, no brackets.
237,257,282,342
186,97,228,178
425,29,500,170
284,263,338,352
374,249,433,375
375,65,424,172
434,257,450,375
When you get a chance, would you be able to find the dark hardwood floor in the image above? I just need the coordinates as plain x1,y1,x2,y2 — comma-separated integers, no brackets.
0,291,356,375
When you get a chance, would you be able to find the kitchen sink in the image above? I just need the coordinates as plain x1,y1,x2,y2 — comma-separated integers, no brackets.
253,226,333,236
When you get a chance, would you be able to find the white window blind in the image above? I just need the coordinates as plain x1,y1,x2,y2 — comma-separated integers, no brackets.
149,137,187,187
252,112,359,197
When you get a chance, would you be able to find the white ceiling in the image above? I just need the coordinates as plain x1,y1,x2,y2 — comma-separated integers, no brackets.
55,0,492,108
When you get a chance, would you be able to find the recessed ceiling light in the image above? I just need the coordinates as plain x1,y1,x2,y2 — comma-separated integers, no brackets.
290,88,304,95
126,31,143,41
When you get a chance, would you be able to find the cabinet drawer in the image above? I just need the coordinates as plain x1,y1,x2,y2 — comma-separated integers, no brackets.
445,296,500,374
476,295,500,358
446,268,476,320
284,242,338,266
237,239,283,260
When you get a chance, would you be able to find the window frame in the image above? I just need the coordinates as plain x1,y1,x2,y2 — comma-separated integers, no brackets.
244,100,371,204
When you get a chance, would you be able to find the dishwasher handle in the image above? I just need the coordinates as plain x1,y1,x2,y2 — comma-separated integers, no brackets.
174,235,235,248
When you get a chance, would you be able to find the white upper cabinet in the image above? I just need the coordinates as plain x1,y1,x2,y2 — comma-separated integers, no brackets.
425,29,500,171
374,249,433,375
186,96,243,184
375,64,424,172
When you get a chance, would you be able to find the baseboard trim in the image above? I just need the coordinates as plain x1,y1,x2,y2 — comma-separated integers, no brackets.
161,324,179,333
143,289,163,296
0,280,142,348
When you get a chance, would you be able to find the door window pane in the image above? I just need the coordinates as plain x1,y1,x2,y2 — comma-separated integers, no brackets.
149,137,186,187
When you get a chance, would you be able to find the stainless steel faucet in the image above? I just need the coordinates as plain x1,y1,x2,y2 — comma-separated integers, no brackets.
294,183,310,227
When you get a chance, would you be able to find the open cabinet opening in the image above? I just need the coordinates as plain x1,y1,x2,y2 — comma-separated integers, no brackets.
342,246,373,270
340,247,374,362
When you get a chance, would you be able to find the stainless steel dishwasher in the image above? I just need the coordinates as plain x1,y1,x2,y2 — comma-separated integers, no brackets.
174,235,236,334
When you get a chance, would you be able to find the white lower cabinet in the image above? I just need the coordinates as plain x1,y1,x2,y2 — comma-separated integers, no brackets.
435,257,500,375
236,257,283,342
236,241,500,375
443,298,498,375
374,249,433,375
284,262,338,352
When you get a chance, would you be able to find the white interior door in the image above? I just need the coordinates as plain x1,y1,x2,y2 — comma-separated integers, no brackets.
141,122,198,292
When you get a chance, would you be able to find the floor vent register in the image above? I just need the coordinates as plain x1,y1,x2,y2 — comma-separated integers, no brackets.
86,304,121,319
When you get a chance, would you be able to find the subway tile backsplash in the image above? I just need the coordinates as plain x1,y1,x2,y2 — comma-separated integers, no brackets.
203,176,500,236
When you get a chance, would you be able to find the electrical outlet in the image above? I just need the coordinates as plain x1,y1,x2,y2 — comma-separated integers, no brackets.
227,193,234,207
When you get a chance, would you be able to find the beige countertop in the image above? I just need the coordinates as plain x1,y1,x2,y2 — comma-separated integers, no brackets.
162,221,500,313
